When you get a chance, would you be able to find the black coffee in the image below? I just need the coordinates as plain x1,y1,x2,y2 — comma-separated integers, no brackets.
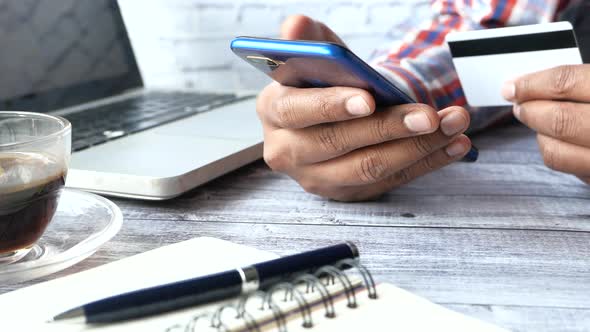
0,153,66,254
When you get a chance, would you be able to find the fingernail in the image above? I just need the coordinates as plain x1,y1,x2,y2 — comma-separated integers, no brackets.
446,140,468,157
403,111,433,133
513,104,521,121
440,111,467,136
502,80,516,101
346,95,371,116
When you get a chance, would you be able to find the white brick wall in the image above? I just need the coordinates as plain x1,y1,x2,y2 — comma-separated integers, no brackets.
118,0,431,91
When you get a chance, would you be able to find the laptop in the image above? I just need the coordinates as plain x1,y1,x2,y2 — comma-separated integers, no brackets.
0,0,263,200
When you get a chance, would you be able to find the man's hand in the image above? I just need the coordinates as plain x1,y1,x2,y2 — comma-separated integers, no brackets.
257,15,472,201
502,64,590,184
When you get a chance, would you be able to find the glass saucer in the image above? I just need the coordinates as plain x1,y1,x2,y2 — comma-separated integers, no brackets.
0,189,123,284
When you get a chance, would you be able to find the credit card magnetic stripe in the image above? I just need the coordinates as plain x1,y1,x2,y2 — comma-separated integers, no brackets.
448,30,578,58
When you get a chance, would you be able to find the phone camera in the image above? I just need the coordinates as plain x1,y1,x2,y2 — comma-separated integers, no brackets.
246,56,283,69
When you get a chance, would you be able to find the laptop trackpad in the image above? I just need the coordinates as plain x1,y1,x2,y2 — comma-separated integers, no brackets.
153,99,262,140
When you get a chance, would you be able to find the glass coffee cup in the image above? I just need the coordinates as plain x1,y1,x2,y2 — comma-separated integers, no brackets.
0,112,71,264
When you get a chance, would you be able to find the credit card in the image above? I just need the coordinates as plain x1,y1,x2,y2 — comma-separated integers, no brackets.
446,22,583,107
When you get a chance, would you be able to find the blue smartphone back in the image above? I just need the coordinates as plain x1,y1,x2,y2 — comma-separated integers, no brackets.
230,37,414,106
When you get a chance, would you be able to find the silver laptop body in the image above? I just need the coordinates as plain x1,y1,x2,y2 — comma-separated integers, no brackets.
1,0,263,200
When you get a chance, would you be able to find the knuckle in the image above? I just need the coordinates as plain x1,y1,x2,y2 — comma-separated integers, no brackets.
552,65,577,97
272,95,298,128
355,151,387,184
551,102,577,139
421,155,439,172
412,136,436,156
369,117,392,141
539,139,562,171
391,168,413,186
263,144,291,172
316,124,348,155
313,93,338,122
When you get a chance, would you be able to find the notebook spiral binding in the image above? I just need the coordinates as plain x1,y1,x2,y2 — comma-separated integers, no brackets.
165,258,377,332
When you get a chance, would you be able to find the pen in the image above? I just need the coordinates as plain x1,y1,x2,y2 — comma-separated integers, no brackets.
52,242,359,324
462,145,479,162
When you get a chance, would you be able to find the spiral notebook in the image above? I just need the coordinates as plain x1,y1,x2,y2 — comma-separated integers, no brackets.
0,237,508,331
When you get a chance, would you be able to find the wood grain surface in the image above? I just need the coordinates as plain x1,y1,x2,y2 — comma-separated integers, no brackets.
1,123,589,331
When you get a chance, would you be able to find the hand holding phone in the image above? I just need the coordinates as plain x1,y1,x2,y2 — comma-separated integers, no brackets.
233,15,474,201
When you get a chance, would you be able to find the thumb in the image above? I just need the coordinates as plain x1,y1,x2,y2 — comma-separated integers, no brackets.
280,15,346,46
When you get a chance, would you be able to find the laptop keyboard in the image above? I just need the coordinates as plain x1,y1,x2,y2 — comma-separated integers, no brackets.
64,91,246,152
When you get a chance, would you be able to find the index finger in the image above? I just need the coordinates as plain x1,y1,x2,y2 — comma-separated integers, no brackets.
257,83,376,129
502,64,590,103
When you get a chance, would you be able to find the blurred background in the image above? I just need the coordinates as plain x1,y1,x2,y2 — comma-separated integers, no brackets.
118,0,431,91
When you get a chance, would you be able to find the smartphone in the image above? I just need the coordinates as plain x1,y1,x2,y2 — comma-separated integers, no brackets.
230,36,415,106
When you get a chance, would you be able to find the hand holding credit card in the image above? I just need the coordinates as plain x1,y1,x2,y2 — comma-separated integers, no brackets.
446,22,583,107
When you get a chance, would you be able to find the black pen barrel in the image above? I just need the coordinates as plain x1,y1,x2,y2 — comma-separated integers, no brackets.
256,242,358,289
85,270,243,323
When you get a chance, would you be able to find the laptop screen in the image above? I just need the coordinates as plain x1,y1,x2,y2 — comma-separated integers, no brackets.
0,0,142,113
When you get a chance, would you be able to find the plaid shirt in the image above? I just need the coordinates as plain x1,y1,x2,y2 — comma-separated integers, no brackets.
370,0,577,132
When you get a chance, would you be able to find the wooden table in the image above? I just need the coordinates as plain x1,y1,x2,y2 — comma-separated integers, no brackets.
2,123,589,331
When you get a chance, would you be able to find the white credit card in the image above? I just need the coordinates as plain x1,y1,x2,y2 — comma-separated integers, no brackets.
446,22,583,107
